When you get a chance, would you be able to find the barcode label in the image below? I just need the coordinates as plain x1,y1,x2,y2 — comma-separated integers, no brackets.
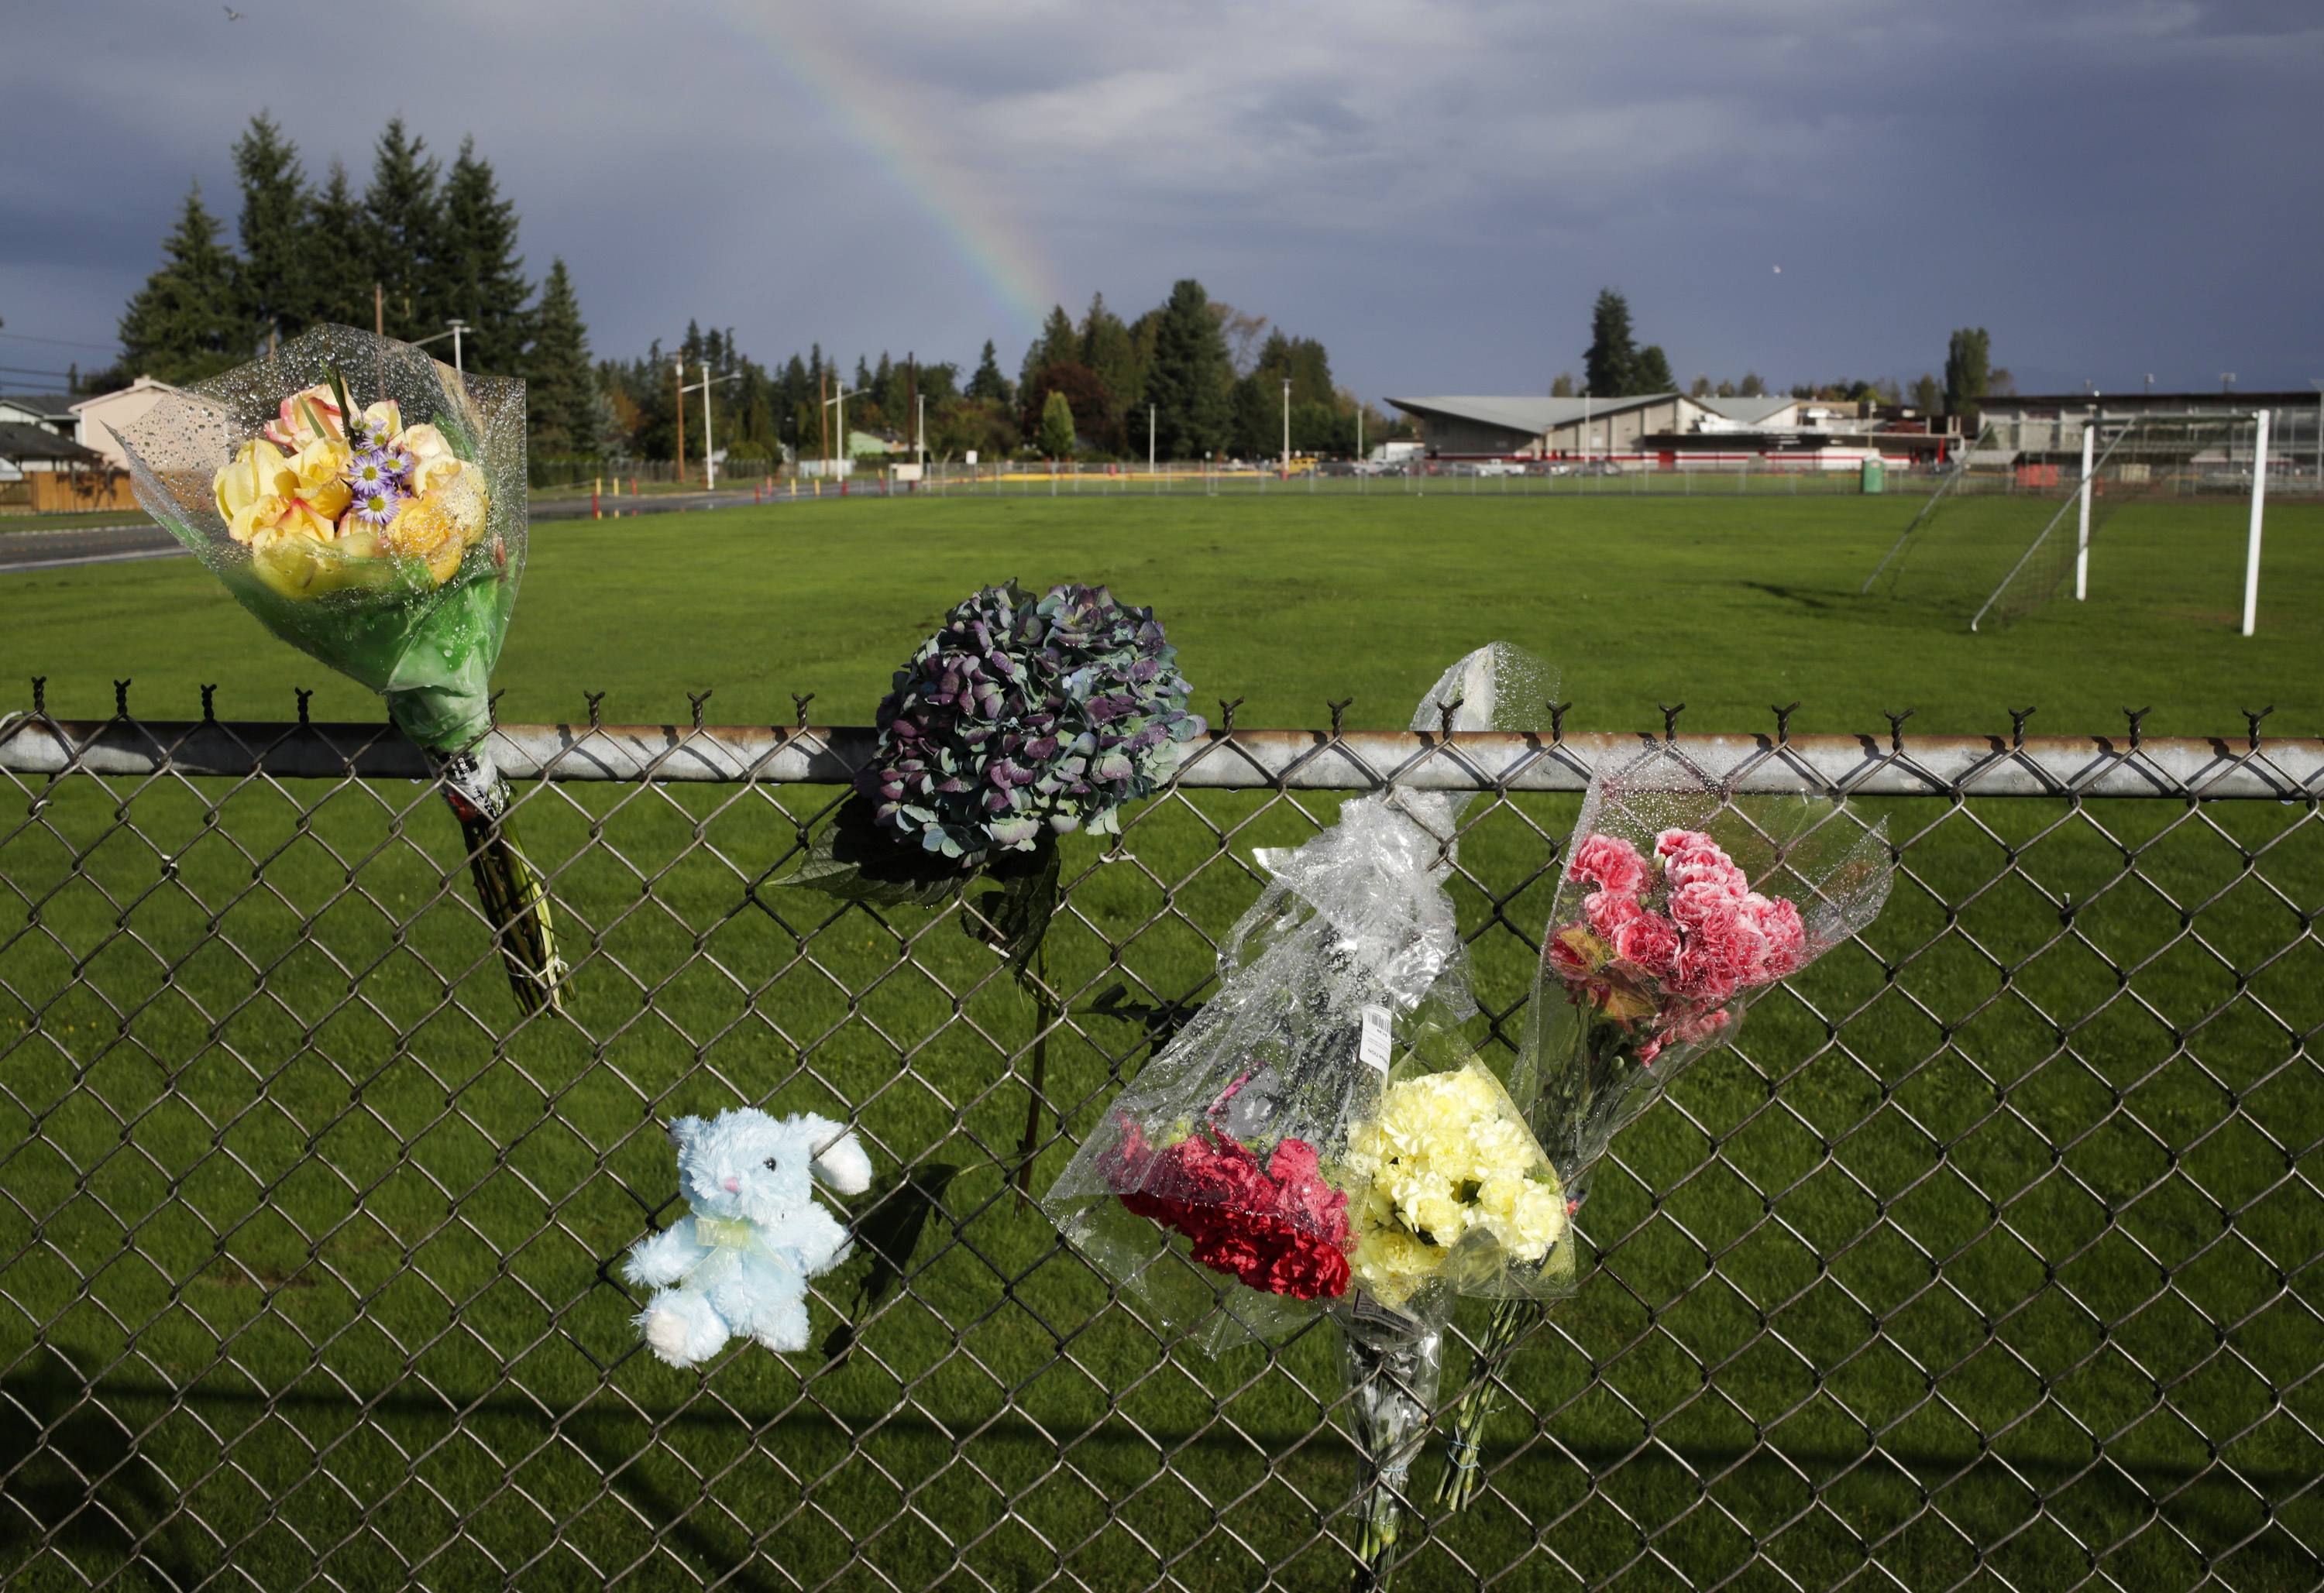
1360,1006,1394,1073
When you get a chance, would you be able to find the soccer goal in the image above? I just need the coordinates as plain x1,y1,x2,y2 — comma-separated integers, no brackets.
1862,410,2275,632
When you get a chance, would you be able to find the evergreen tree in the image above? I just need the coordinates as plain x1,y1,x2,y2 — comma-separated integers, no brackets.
1910,373,1942,415
1689,375,1712,397
1583,289,1639,397
1944,328,1992,425
118,180,249,383
1079,292,1139,446
1550,372,1576,397
1143,279,1231,459
1039,389,1076,458
439,137,531,373
1019,304,1077,393
363,118,444,339
1635,345,1676,394
1738,372,1766,397
232,112,314,345
967,339,1012,404
308,158,373,328
525,258,596,455
1714,378,1737,398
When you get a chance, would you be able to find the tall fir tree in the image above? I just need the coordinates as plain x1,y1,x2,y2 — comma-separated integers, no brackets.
1143,279,1231,459
1019,304,1078,393
118,180,249,383
363,118,443,340
1080,290,1140,441
1583,289,1640,397
307,158,373,329
232,112,315,346
967,339,1012,403
438,136,531,373
525,259,596,455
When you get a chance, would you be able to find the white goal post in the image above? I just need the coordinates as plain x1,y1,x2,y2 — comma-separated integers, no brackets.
2241,407,2271,637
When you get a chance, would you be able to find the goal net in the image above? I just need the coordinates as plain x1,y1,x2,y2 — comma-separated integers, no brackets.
1862,411,2267,630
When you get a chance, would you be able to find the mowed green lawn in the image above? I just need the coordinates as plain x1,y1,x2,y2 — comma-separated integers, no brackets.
2,495,2321,1591
5,490,2319,732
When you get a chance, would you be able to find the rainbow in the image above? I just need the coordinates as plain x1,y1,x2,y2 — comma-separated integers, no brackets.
723,2,1061,333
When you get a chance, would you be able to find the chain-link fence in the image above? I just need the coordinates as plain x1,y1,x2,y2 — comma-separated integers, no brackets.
2,700,2320,1591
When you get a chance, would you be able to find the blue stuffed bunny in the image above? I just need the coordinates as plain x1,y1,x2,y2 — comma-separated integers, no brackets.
623,1108,874,1367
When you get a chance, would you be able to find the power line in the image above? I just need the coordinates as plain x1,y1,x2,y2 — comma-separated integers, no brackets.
0,330,119,352
0,363,77,379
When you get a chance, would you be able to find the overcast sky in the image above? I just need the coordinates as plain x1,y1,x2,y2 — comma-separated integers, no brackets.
3,0,2319,403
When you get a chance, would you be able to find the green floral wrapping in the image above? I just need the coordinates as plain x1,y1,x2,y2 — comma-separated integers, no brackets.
112,324,563,1016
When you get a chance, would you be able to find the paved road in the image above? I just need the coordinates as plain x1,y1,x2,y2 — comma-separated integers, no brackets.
0,485,805,573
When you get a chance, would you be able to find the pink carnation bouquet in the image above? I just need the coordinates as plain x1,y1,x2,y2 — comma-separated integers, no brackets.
1436,743,1893,1512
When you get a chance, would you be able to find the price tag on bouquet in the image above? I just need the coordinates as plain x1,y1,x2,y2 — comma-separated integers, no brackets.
1359,1005,1394,1074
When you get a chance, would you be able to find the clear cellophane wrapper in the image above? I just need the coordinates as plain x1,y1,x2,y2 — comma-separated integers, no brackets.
1044,646,1578,1352
112,323,527,760
1518,743,1895,1211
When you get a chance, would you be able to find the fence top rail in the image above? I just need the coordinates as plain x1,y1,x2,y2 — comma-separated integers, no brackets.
3,715,2319,799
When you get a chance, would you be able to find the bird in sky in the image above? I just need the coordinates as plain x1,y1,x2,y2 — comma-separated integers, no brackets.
223,5,242,19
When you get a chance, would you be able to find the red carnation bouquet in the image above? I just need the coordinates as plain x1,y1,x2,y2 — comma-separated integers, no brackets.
1436,743,1893,1512
1101,1091,1353,1303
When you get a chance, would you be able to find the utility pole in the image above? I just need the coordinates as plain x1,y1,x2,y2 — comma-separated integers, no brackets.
906,353,919,468
679,363,739,489
817,368,829,477
674,357,686,482
1282,378,1291,479
373,283,383,338
1148,405,1156,477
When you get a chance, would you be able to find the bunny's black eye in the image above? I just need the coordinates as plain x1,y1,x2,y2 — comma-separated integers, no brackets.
764,1157,782,1172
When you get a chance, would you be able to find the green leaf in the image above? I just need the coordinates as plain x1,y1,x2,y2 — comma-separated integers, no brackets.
772,791,969,908
963,836,1062,975
430,402,479,464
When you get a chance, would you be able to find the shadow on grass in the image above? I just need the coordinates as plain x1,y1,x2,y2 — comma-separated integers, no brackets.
0,1348,205,1588
9,1341,2315,1585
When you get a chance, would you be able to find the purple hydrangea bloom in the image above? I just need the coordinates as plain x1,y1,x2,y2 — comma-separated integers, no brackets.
859,582,1203,863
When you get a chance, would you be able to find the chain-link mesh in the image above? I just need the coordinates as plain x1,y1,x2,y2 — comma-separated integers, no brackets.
2,700,2319,1591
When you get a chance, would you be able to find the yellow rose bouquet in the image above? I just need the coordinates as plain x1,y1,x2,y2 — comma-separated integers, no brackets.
112,325,563,1016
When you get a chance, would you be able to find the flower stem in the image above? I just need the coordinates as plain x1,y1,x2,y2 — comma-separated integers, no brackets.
1344,1299,1440,1591
1012,939,1054,1203
440,762,564,1018
1432,1296,1541,1513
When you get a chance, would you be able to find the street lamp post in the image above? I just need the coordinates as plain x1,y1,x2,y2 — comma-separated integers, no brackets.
410,318,469,379
680,362,744,489
1281,378,1291,480
1581,386,1591,465
821,388,855,479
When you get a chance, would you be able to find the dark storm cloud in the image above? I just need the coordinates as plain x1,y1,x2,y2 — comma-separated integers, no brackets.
2,0,2315,401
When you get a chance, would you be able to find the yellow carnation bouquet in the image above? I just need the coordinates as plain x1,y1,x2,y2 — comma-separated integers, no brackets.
1342,1059,1570,1309
112,325,563,1017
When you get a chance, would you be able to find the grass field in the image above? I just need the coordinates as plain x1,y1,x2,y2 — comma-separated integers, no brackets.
2,494,2322,1591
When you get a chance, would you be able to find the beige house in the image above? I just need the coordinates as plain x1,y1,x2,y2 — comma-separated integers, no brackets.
72,376,180,469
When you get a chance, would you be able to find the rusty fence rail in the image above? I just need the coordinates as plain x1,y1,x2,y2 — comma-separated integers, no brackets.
1,706,2320,1591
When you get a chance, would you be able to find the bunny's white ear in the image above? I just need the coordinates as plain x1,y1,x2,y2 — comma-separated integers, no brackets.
803,1118,872,1195
667,1115,708,1162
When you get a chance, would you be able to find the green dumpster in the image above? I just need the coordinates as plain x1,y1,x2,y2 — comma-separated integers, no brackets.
1861,458,1886,493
